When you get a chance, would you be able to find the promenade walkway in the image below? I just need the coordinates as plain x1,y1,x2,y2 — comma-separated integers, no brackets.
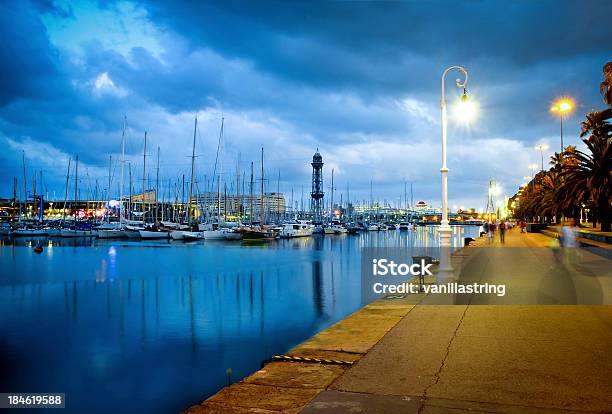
186,229,612,413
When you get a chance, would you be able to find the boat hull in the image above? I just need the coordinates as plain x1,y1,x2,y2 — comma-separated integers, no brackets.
183,231,204,240
60,229,95,237
12,229,48,236
203,230,226,240
240,229,277,240
138,230,169,239
169,230,187,240
97,229,126,239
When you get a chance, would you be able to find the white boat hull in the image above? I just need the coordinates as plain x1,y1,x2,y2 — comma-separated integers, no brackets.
60,229,95,237
13,229,48,236
46,228,62,236
280,229,313,238
97,229,125,239
203,230,226,240
138,230,169,239
170,230,187,240
124,227,143,238
223,230,242,240
183,231,205,240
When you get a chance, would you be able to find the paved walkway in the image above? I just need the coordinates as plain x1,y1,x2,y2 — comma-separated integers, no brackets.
185,229,612,413
302,230,612,413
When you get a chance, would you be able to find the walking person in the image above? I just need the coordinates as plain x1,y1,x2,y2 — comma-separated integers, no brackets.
499,220,506,244
561,218,579,267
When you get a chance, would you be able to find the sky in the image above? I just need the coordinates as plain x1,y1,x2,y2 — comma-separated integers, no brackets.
0,0,610,210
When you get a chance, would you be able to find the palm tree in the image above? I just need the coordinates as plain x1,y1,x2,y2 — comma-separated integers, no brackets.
560,113,611,230
600,61,612,106
514,63,611,229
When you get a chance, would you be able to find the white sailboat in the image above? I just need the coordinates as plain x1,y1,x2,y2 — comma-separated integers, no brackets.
98,118,128,239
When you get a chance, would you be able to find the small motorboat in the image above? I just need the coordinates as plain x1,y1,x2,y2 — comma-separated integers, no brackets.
279,222,314,238
139,227,170,239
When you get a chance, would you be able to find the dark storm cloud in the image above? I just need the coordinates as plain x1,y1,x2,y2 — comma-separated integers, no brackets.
0,0,610,206
0,1,64,105
136,0,611,93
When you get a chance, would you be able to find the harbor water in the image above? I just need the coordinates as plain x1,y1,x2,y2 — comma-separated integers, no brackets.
0,226,479,413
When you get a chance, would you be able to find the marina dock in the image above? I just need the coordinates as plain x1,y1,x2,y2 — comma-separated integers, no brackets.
185,229,612,413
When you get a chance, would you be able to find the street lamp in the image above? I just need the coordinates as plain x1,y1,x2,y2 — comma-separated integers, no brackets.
439,65,472,281
535,144,548,171
528,164,538,179
550,98,573,152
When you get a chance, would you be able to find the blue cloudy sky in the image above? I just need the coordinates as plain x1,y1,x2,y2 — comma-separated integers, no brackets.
1,0,610,209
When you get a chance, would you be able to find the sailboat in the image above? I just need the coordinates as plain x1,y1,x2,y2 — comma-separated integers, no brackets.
240,147,278,240
98,121,128,239
202,118,228,240
61,155,96,237
170,117,201,240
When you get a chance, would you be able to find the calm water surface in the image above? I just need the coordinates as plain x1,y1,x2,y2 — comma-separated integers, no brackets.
0,226,477,413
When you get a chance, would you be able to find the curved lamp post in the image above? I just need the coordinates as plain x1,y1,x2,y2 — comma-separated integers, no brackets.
439,65,471,281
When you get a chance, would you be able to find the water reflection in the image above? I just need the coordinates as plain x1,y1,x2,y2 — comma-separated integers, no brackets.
0,226,479,414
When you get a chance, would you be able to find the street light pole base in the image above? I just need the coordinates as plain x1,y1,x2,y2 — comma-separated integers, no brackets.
438,225,454,283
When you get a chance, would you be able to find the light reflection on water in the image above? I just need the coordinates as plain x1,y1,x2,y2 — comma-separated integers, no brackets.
0,226,478,413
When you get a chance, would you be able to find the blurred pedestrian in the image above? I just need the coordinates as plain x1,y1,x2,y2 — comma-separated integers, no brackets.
499,221,506,243
561,218,579,267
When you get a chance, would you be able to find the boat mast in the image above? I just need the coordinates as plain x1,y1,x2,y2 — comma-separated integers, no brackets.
277,170,280,224
236,154,240,224
260,147,264,226
107,155,112,223
155,146,160,224
120,116,126,226
142,131,147,224
249,161,254,225
330,168,334,221
74,154,79,221
128,162,132,221
347,182,350,221
188,117,197,225
61,158,70,223
22,151,26,218
32,172,37,221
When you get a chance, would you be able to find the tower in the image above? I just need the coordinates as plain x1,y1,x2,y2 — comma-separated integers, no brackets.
485,179,496,222
311,149,324,224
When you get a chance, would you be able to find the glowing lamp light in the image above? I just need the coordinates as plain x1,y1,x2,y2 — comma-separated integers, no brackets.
454,91,477,122
550,98,574,113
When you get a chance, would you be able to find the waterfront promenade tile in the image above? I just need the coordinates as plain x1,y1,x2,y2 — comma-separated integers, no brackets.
428,332,612,412
301,390,597,414
290,302,415,354
204,383,319,413
329,305,468,396
243,361,346,389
